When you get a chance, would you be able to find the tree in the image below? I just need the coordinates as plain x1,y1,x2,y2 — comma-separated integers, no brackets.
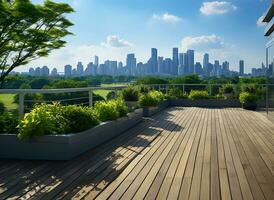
0,0,74,88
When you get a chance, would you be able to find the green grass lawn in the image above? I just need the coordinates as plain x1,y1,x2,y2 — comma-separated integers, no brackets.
0,94,18,110
93,83,129,99
93,90,110,99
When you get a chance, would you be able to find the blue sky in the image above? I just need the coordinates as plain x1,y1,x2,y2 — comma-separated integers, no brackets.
25,0,271,73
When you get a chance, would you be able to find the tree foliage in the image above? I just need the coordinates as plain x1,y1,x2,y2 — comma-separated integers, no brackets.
0,0,74,87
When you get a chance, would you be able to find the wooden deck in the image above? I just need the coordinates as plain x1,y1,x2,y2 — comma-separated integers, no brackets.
0,107,274,200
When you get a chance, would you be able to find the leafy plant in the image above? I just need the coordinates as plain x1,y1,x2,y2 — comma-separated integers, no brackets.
167,88,188,100
139,91,165,107
94,101,119,122
112,99,128,118
61,105,99,133
240,84,258,93
121,86,139,101
106,91,116,100
239,92,259,104
17,104,68,140
0,112,19,134
220,84,234,94
188,90,210,100
0,101,5,115
137,85,150,94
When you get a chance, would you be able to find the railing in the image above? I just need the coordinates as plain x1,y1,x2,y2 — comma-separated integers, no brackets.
0,86,128,118
1,83,274,118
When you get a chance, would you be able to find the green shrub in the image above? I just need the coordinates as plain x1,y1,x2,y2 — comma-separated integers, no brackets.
220,84,234,94
0,112,19,134
114,99,128,117
167,88,188,99
94,101,119,121
0,101,5,115
240,84,258,93
137,85,150,94
61,105,99,133
106,91,116,100
239,92,259,104
188,90,210,100
121,86,139,101
139,91,164,107
17,104,68,140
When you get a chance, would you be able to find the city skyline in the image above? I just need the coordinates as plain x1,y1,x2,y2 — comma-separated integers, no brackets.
16,0,270,73
26,47,269,78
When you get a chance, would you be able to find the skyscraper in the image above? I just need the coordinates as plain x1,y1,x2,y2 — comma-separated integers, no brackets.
163,58,172,74
126,54,136,75
203,53,209,72
150,48,158,73
29,68,35,76
64,65,72,77
214,60,220,76
158,57,164,74
178,53,184,75
77,62,84,76
239,60,244,76
51,68,58,76
41,66,49,76
172,48,179,75
95,56,99,66
186,50,194,74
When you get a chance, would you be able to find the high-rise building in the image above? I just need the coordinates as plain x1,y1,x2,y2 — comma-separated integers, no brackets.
51,68,58,76
126,54,137,76
158,57,164,74
86,62,97,76
77,62,84,76
178,53,184,75
194,62,203,75
214,60,220,76
222,61,229,76
186,50,194,74
64,65,72,77
34,67,41,76
163,58,172,74
29,68,35,76
41,66,49,76
183,53,188,74
172,48,179,75
95,56,99,66
150,48,158,73
239,60,244,76
203,53,209,76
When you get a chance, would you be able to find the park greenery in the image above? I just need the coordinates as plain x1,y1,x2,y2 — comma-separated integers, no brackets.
0,0,74,88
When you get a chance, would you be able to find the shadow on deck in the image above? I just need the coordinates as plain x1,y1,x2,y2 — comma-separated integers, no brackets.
0,107,274,200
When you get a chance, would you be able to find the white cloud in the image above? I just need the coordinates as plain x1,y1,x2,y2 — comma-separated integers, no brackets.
200,1,237,15
181,34,224,51
101,35,133,48
257,14,266,27
152,13,182,24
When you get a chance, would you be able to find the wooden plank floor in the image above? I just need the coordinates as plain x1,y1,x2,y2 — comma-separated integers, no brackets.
0,107,274,200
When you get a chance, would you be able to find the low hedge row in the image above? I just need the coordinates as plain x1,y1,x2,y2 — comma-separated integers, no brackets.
0,99,129,141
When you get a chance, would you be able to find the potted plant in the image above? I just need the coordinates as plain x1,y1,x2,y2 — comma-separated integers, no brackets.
220,84,234,99
139,90,166,117
121,86,139,111
239,92,259,110
188,90,210,100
